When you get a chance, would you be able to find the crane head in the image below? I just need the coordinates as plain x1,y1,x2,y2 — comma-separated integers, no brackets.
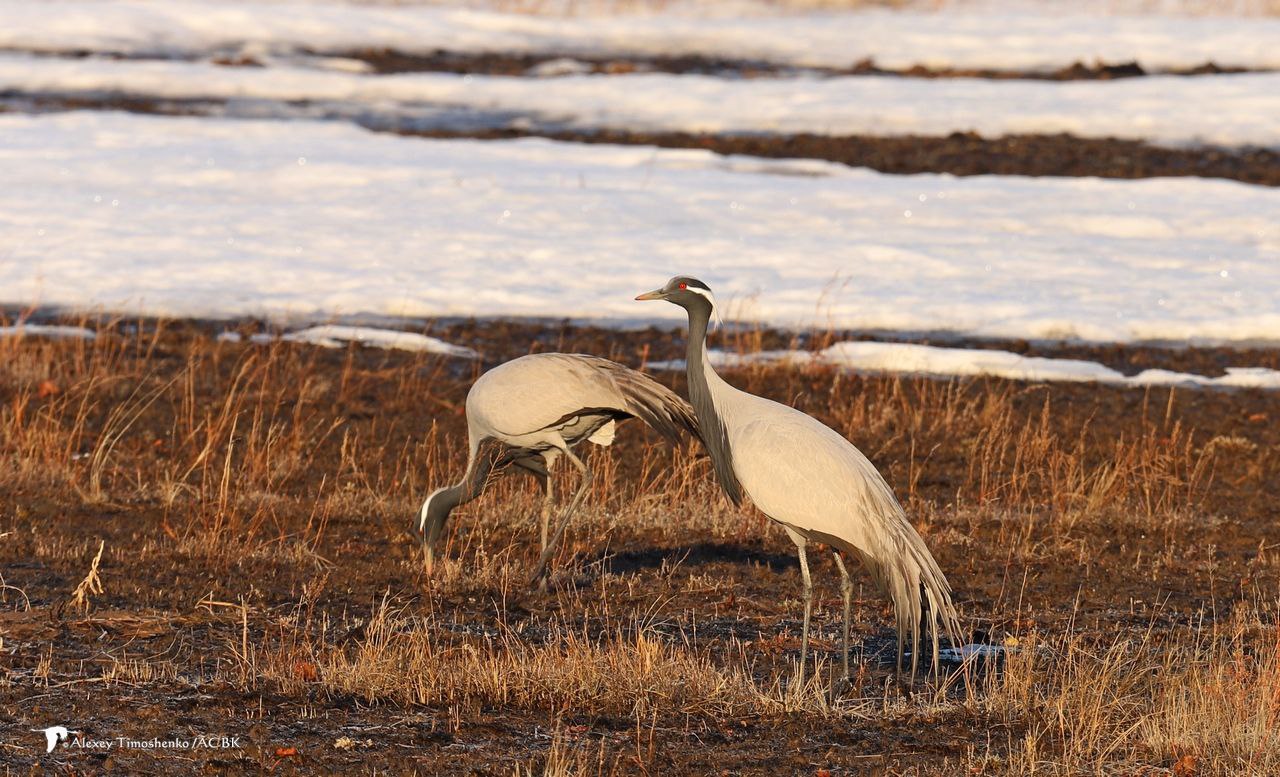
635,276,715,312
418,487,452,548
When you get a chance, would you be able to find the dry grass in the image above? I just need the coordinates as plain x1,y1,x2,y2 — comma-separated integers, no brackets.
230,595,1280,773
251,599,779,717
975,607,1280,775
2,319,1279,772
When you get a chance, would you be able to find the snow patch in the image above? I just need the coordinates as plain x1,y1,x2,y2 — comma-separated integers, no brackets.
653,342,1280,390
0,324,96,340
2,112,1279,344
525,58,594,78
219,326,477,356
283,325,479,357
2,2,1279,73
3,55,1277,148
938,644,1011,663
824,341,1126,383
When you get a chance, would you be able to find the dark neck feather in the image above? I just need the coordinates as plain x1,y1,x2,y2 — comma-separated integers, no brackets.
443,437,504,512
684,301,743,505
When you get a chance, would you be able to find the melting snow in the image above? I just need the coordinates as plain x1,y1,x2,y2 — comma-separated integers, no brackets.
283,325,479,357
3,55,1277,148
2,112,1279,344
219,326,478,357
937,644,1012,663
0,324,97,340
652,342,1280,390
1,2,1278,73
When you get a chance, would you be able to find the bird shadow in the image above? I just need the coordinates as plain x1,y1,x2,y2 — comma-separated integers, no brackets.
580,541,798,578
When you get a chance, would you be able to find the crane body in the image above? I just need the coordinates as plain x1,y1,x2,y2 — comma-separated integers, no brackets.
637,276,960,683
418,352,699,586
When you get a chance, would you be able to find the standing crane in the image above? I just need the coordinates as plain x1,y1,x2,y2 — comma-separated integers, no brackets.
418,352,699,586
636,276,960,684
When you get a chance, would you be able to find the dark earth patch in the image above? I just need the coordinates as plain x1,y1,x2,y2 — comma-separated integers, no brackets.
331,47,1258,80
408,126,1280,187
4,45,1260,80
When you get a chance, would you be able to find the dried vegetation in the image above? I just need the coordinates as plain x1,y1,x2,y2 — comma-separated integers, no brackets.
2,317,1279,773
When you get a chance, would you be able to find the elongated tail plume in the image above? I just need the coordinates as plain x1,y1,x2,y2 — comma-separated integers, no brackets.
843,486,961,676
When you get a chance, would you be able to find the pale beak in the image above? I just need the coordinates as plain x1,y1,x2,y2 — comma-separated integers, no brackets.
635,289,666,301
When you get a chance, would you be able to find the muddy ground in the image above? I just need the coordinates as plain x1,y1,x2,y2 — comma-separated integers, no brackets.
2,318,1279,774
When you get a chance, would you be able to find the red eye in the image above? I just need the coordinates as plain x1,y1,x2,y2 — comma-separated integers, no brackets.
678,282,687,290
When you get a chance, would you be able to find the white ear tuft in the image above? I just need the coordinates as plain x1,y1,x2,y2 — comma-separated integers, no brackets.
685,286,715,308
418,487,446,531
691,287,725,330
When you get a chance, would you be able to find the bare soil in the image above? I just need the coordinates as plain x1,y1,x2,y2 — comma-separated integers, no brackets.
312,48,1258,80
407,127,1280,187
14,46,1259,80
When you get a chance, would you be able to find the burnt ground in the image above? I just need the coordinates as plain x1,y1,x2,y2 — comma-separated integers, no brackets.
2,318,1280,774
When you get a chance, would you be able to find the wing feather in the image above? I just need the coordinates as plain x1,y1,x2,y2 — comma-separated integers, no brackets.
571,355,701,445
468,353,699,445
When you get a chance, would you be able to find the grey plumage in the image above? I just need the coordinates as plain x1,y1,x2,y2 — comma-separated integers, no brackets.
418,352,699,585
680,281,743,506
637,276,960,684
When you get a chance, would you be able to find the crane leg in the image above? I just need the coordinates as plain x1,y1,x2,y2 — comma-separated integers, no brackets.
529,447,591,590
832,552,854,682
538,471,555,554
514,456,555,553
791,533,813,690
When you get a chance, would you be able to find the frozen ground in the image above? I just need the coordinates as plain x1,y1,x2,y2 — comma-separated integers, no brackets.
6,55,1279,148
654,342,1280,388
2,1,1278,72
2,111,1277,344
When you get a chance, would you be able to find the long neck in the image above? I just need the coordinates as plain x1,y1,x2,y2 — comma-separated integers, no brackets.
685,300,712,394
441,437,501,513
684,301,743,505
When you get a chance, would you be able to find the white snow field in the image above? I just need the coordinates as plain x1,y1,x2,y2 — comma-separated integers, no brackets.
2,111,1277,344
654,342,1280,389
2,1,1279,73
5,55,1280,148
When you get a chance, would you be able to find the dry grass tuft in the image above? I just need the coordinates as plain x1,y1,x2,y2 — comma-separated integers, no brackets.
251,599,775,718
977,609,1280,774
68,539,106,615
